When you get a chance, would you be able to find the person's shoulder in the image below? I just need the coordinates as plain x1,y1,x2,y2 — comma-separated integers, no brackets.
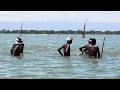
62,43,67,47
95,45,99,47
19,43,24,45
81,44,88,48
87,44,92,47
87,44,91,46
63,43,67,45
59,43,65,48
94,45,99,48
20,43,24,46
13,43,17,45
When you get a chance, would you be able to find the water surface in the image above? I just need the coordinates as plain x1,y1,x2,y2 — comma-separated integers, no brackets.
0,34,120,79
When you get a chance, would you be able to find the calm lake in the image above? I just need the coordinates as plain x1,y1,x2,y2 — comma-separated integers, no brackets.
0,34,120,79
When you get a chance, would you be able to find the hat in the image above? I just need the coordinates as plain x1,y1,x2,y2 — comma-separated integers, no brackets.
66,37,73,41
16,37,23,42
87,38,93,42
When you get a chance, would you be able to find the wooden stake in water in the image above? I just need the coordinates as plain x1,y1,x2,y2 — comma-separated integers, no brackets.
20,21,23,37
81,19,88,38
101,37,105,58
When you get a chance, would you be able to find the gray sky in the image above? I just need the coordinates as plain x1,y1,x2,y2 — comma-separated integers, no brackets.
0,11,120,22
0,11,120,31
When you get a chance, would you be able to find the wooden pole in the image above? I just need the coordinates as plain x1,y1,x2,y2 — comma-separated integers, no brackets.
20,21,23,37
82,19,88,38
101,37,105,57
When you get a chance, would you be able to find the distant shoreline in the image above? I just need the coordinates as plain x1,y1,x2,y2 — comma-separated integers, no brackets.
0,30,120,34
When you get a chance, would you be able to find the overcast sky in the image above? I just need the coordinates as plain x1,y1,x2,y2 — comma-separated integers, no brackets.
0,11,120,31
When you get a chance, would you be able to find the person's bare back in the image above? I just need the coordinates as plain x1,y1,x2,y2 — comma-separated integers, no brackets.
86,38,100,59
87,45,100,58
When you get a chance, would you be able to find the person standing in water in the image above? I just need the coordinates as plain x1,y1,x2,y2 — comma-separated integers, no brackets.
10,37,24,56
79,38,93,55
58,37,73,56
85,38,100,59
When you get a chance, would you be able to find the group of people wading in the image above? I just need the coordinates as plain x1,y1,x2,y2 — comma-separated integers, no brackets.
58,37,100,59
10,36,101,59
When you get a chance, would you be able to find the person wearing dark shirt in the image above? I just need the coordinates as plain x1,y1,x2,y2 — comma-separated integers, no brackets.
10,37,24,56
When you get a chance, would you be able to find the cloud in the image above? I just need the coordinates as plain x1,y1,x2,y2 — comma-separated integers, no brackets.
0,11,120,23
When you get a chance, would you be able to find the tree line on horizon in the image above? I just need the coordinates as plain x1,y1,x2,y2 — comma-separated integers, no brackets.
0,29,120,34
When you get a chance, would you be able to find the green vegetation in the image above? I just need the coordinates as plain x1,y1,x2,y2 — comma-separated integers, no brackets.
0,29,120,34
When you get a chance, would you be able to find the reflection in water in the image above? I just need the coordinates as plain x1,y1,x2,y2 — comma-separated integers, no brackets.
13,53,24,59
79,54,98,64
63,56,71,60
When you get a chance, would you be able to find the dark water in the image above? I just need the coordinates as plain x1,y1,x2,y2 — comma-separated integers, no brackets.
0,34,120,79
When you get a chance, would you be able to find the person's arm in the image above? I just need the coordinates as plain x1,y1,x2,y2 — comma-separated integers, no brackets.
79,45,87,54
23,44,24,51
58,45,64,56
10,44,15,55
12,45,19,56
21,44,24,53
97,46,100,59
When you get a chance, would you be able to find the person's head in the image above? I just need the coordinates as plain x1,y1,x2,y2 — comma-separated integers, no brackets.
87,38,93,44
91,38,96,45
66,37,73,44
16,37,23,43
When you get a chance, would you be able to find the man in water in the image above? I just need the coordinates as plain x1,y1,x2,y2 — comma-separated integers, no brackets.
10,37,24,56
85,38,100,59
58,37,73,56
79,38,93,54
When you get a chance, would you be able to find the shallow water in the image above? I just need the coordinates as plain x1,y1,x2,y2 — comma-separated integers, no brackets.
0,34,120,79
